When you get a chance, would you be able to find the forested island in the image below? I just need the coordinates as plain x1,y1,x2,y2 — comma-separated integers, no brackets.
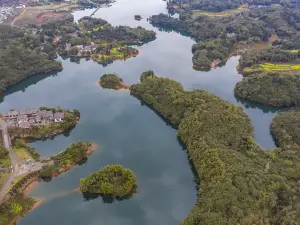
99,74,128,89
79,164,137,198
130,71,300,224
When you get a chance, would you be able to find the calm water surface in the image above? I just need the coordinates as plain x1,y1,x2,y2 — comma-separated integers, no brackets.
0,0,280,224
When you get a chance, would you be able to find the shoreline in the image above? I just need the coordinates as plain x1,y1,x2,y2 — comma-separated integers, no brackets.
23,142,98,195
5,142,99,225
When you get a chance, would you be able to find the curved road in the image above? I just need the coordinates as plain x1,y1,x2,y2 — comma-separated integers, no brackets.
0,119,20,203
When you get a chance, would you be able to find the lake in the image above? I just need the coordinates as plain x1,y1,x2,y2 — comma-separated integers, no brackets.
0,0,280,224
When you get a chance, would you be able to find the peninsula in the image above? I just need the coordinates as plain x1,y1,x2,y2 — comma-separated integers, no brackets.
130,71,300,224
0,107,89,225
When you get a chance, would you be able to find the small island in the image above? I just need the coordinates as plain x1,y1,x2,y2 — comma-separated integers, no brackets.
79,165,137,198
134,15,142,21
99,74,129,90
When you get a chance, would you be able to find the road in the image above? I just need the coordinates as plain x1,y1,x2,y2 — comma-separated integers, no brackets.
11,8,26,26
0,119,20,203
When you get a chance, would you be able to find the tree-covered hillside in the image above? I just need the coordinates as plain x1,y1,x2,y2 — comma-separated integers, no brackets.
0,25,61,93
234,72,300,106
130,71,300,224
271,110,300,148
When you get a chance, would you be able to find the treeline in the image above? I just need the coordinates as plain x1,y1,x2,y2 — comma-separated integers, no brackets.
235,72,300,106
130,71,300,224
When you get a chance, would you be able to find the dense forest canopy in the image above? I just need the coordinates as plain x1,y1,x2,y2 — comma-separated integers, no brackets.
235,72,300,106
80,165,137,197
239,47,299,68
130,71,300,224
0,25,61,93
271,110,300,148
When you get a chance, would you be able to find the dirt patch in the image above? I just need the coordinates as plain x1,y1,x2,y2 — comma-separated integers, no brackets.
36,12,66,24
13,3,76,26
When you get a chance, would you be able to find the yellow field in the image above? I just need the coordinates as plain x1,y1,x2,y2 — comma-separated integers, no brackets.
191,4,248,18
244,62,300,73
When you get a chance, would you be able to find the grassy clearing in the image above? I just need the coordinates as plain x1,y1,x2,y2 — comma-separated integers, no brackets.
0,173,11,187
191,4,247,18
14,148,33,161
244,62,300,74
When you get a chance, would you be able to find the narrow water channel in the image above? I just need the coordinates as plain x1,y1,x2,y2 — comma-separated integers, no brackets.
0,0,281,224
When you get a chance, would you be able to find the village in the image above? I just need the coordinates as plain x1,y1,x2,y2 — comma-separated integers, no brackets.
2,108,65,128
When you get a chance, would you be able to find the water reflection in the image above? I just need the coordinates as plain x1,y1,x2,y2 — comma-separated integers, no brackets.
0,0,287,223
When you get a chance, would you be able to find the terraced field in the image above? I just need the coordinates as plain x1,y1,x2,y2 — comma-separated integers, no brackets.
191,4,248,18
244,62,300,74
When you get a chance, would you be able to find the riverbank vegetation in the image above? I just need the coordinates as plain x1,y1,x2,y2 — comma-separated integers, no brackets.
39,141,94,181
235,72,300,107
0,194,36,225
79,165,137,198
130,71,300,224
271,110,300,148
99,74,128,90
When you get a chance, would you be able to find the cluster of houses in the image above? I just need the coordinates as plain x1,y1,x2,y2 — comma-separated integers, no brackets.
0,7,14,23
3,108,64,128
